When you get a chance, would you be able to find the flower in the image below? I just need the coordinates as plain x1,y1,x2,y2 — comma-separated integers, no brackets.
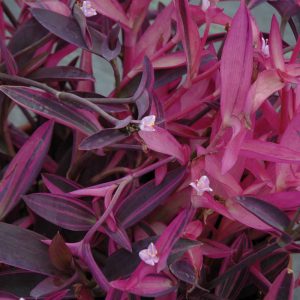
81,1,97,17
202,0,210,11
139,242,159,266
190,175,213,196
261,37,269,56
139,115,156,132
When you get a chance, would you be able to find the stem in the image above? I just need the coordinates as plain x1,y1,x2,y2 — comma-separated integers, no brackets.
0,72,119,125
84,178,130,243
58,92,119,125
87,96,134,104
0,72,57,94
110,58,121,89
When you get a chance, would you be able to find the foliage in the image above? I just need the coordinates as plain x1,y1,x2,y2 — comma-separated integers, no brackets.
0,0,300,299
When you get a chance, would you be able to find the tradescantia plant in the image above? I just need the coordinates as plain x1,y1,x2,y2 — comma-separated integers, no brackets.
1,0,300,299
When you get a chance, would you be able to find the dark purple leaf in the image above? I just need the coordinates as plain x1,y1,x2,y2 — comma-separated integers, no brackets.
29,66,94,82
116,166,186,229
0,222,58,275
79,129,129,150
0,86,100,135
30,275,75,299
134,57,154,119
73,4,92,49
31,8,120,59
23,193,96,231
237,196,291,233
0,271,45,297
0,121,53,219
103,236,198,280
42,173,82,194
170,258,197,285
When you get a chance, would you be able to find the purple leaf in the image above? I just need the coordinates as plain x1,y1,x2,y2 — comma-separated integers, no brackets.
237,196,291,233
29,66,95,82
42,173,82,194
79,129,129,150
220,0,253,125
116,166,186,228
0,222,58,275
23,193,96,231
0,86,100,135
0,121,53,219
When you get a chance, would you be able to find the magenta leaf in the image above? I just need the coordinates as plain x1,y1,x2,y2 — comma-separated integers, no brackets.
116,167,186,228
23,193,97,231
237,196,291,233
0,121,53,219
0,86,100,135
220,1,253,125
79,128,129,150
30,66,94,82
174,0,201,83
265,268,294,300
0,222,58,275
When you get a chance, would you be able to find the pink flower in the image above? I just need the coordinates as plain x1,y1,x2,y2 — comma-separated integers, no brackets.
81,1,97,17
139,115,156,132
190,175,213,196
139,242,159,266
261,37,270,56
202,0,210,11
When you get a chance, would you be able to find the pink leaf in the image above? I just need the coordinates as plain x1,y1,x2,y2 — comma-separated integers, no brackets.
269,16,285,71
138,126,187,165
245,69,285,114
220,1,253,125
92,0,131,29
240,139,300,163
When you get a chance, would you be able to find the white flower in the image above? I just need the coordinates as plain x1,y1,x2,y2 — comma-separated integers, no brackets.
202,0,210,11
190,175,213,196
139,115,156,132
261,37,270,56
81,1,97,17
139,242,159,266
